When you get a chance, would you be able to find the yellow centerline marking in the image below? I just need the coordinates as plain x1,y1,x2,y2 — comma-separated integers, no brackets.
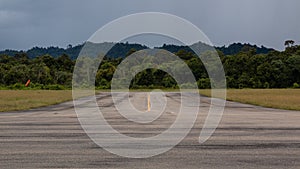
147,93,151,112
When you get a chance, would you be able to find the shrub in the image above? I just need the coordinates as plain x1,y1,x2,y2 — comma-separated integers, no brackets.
8,83,25,90
293,82,300,88
43,84,65,90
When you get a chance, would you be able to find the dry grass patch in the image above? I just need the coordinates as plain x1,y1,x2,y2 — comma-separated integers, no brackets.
199,89,300,110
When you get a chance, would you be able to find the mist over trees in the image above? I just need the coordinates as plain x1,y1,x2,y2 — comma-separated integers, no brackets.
0,42,299,89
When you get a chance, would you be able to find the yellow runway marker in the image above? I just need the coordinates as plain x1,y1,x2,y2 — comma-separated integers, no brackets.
147,93,151,112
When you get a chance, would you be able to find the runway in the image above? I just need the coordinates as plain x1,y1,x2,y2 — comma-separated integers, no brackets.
0,92,299,169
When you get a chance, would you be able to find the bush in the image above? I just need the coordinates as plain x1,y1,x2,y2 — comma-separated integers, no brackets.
293,82,300,88
180,83,197,89
43,84,65,90
29,83,44,89
197,78,211,89
8,83,25,90
263,82,270,89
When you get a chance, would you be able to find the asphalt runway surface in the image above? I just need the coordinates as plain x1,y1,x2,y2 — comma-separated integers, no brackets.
0,92,300,169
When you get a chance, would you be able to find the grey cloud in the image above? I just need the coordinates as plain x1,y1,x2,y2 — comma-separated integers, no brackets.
0,0,299,50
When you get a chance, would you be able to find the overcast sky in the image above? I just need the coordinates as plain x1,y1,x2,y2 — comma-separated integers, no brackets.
0,0,299,51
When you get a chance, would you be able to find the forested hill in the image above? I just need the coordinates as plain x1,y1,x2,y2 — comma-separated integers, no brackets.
157,42,274,55
0,43,148,60
0,42,274,60
0,45,82,60
217,43,273,55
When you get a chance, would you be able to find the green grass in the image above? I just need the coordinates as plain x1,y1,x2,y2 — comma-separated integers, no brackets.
199,89,300,111
0,90,94,112
0,90,73,112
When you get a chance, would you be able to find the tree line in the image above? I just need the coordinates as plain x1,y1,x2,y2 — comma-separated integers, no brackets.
0,43,299,89
0,53,74,89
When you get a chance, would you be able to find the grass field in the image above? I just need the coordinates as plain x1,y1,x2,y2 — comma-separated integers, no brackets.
0,89,299,112
0,90,73,112
199,89,300,111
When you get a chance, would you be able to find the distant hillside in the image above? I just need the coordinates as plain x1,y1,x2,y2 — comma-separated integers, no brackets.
158,42,274,55
156,42,216,55
106,42,148,58
0,45,83,60
0,42,148,60
217,43,274,55
0,42,274,59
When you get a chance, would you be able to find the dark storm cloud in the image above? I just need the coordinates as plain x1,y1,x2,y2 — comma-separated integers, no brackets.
0,0,299,50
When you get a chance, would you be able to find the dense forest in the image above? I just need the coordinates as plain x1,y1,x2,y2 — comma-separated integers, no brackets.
0,42,299,89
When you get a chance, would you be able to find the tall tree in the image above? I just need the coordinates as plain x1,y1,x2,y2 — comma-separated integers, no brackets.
284,40,295,48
